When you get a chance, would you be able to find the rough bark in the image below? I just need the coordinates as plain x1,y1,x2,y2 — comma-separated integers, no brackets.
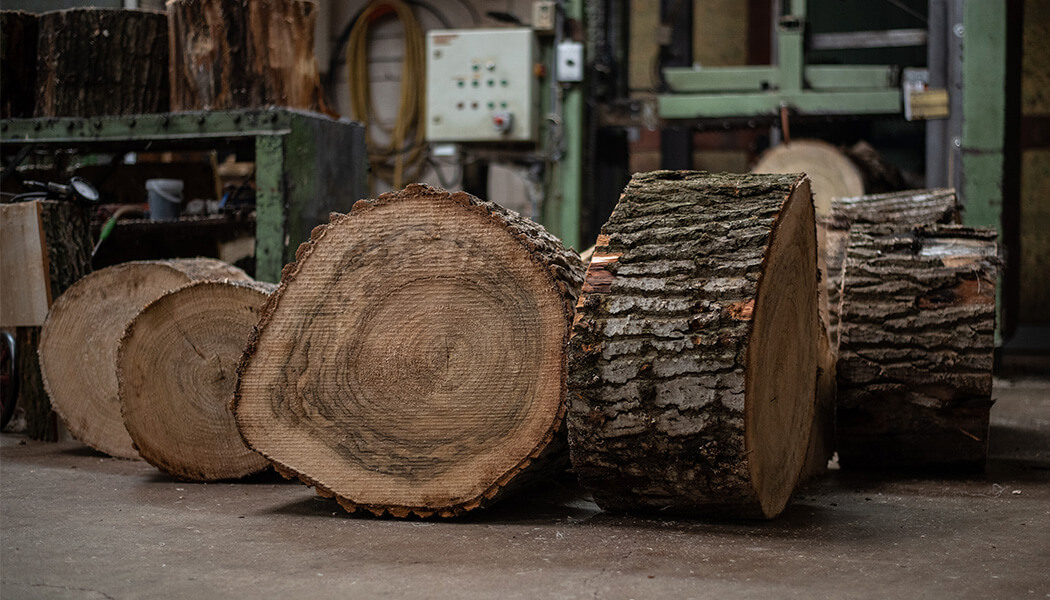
837,225,998,469
1,10,38,118
39,259,250,458
567,171,820,519
234,184,584,517
15,200,92,441
822,189,960,350
35,8,169,117
119,280,274,481
168,0,326,112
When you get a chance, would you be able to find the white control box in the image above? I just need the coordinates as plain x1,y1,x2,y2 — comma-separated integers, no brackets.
426,28,539,143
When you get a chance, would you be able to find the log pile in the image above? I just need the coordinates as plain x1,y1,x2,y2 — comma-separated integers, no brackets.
119,280,274,481
836,225,999,469
167,0,327,112
234,184,584,517
39,259,249,458
567,171,820,518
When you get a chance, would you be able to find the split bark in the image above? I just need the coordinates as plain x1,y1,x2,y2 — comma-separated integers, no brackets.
837,225,998,469
39,258,250,458
568,171,820,518
234,184,584,517
167,0,327,112
119,280,274,481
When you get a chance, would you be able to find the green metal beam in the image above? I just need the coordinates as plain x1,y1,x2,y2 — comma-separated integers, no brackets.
254,134,286,283
658,89,900,119
663,65,897,94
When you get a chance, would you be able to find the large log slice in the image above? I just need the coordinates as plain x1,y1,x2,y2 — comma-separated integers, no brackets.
837,225,999,469
233,184,584,517
568,171,820,519
119,280,275,481
39,259,250,459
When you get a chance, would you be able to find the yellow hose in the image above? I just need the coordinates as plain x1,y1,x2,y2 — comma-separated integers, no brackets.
347,0,427,192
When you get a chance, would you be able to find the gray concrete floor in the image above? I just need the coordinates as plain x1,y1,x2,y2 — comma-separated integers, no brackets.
2,376,1048,600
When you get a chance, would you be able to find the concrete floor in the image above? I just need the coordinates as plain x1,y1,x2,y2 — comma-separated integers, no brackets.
2,376,1048,599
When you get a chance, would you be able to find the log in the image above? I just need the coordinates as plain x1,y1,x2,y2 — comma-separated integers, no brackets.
836,225,999,469
39,258,250,458
8,200,94,441
567,171,820,519
35,8,169,117
751,139,864,217
1,10,38,118
167,0,326,112
822,189,960,349
234,184,584,517
119,280,274,481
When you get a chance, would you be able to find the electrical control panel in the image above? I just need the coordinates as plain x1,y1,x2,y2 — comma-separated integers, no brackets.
426,28,539,143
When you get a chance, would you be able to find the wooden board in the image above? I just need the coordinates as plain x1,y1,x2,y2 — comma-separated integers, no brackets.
0,202,51,328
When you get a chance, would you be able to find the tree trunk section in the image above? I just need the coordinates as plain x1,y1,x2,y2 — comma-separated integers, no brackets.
119,280,274,481
35,8,169,117
168,0,326,112
567,171,820,519
822,188,960,350
1,10,38,118
14,200,92,441
837,225,998,469
234,184,584,517
39,258,250,458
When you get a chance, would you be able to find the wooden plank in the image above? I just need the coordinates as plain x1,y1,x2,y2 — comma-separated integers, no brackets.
0,201,51,327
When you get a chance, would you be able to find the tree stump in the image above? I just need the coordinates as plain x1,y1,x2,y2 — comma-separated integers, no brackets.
1,10,38,118
168,0,326,112
822,189,960,349
568,171,820,519
39,259,250,459
234,184,584,517
837,225,999,469
119,280,274,481
35,8,169,117
751,139,864,217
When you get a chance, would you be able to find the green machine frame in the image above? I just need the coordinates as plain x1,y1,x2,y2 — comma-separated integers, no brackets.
1,108,367,283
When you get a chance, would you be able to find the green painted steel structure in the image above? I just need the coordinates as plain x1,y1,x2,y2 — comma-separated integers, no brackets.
1,108,367,282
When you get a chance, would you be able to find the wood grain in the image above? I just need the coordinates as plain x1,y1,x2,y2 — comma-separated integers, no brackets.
234,184,584,517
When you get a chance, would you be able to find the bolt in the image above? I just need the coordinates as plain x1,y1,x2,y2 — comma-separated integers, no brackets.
953,24,964,38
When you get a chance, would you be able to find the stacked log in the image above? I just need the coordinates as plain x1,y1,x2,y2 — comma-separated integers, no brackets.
119,280,274,481
567,171,820,519
234,184,584,517
39,259,249,458
168,0,327,112
836,225,999,469
35,8,169,117
1,10,38,118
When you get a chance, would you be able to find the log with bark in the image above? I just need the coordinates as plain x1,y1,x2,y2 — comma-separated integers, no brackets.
836,225,999,469
35,8,169,117
1,10,38,118
39,258,250,458
751,139,864,217
234,184,584,517
167,0,327,112
821,188,960,349
567,171,820,519
119,280,274,481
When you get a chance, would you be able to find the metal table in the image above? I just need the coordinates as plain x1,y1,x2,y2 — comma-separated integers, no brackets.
1,108,367,282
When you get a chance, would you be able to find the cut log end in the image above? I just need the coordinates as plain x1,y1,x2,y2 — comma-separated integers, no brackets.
567,170,818,519
234,184,583,516
39,259,250,459
118,280,273,481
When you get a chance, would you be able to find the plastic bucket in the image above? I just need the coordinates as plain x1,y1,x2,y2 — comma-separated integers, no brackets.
146,179,183,221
